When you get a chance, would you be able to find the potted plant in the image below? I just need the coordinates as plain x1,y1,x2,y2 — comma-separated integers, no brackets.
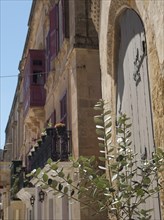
28,151,32,160
37,139,42,147
46,121,55,136
55,122,66,136
31,147,35,156
41,130,47,142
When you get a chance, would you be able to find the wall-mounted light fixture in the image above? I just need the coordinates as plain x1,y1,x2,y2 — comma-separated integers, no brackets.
39,190,45,202
30,195,35,206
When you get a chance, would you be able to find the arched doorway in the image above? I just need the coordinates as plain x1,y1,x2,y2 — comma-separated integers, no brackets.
116,8,161,219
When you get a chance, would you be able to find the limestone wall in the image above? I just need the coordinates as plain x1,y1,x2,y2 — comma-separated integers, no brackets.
98,0,164,218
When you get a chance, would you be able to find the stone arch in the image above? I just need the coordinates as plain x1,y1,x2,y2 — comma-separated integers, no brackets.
106,0,142,78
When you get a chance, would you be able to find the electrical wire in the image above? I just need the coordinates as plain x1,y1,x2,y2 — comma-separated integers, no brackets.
0,71,48,78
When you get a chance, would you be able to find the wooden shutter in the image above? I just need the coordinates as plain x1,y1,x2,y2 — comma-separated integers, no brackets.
50,5,59,58
116,9,161,219
46,31,51,75
62,0,69,38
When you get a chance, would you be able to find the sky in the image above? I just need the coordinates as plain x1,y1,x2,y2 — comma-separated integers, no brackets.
0,0,32,149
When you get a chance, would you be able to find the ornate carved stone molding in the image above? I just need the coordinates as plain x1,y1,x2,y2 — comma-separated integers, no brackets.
91,0,100,33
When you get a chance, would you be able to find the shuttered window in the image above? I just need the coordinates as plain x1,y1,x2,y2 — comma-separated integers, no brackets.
50,5,59,58
49,0,69,59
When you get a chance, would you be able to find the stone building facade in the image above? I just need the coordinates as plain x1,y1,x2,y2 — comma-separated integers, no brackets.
3,0,102,219
2,0,164,219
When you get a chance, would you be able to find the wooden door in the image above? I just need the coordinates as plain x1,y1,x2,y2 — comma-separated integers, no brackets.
116,9,161,219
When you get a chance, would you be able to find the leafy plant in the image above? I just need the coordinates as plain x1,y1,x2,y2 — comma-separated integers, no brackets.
28,100,164,220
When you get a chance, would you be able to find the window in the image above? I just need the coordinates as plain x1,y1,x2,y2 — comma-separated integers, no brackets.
60,93,67,126
32,71,44,85
33,60,42,66
49,0,69,58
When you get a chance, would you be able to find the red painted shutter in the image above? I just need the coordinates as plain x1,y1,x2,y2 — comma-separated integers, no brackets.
50,5,59,58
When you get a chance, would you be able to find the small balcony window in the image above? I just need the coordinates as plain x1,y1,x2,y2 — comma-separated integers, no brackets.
33,60,42,66
32,71,44,85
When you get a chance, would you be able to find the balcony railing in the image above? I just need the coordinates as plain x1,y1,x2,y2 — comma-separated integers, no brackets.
27,129,72,172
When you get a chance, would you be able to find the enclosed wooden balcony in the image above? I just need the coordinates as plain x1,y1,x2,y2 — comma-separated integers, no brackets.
23,50,46,118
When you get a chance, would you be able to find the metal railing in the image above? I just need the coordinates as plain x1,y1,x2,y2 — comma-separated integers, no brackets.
28,130,72,172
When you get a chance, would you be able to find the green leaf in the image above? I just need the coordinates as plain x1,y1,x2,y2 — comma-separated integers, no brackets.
103,110,111,116
58,171,65,178
67,173,70,180
117,127,124,134
109,187,116,192
58,183,63,191
64,186,68,194
35,167,41,176
99,157,106,161
112,174,118,182
98,166,107,170
112,200,120,205
73,162,79,168
125,123,132,128
51,163,58,171
71,189,75,196
52,180,58,189
104,116,111,123
106,133,112,140
26,173,33,178
137,189,144,197
67,179,73,184
47,158,53,165
98,137,105,141
116,155,124,162
58,194,64,199
105,121,112,128
126,131,131,138
108,147,114,153
94,116,104,126
94,106,103,111
43,173,48,182
90,155,96,163
42,185,49,190
143,177,151,185
99,143,105,148
96,125,104,129
96,129,105,137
